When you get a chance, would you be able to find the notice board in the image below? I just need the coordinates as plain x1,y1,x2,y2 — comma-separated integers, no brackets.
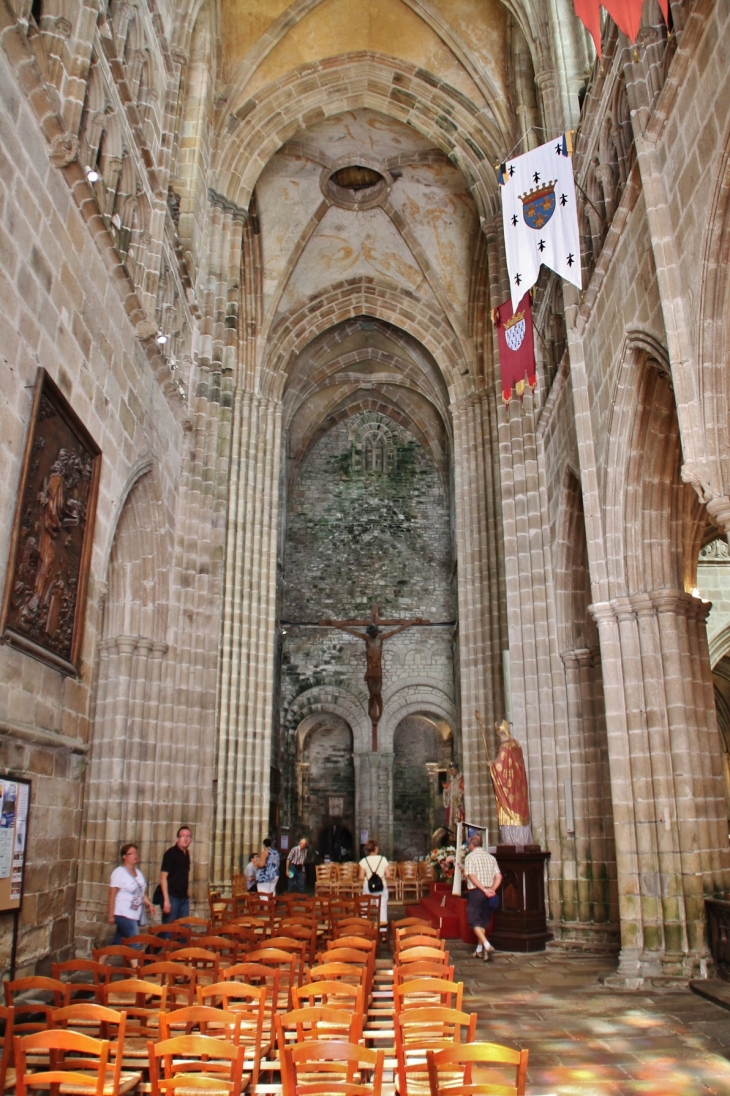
0,778,30,912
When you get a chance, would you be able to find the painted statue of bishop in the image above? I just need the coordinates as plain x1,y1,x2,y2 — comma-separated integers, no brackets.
488,719,533,846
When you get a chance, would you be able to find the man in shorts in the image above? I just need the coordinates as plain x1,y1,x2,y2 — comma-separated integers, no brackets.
464,833,502,961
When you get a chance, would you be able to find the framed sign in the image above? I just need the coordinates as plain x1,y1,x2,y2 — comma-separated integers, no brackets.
0,777,31,912
1,369,101,676
328,796,344,817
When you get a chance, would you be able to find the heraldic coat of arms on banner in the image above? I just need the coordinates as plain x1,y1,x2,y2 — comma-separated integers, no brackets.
504,310,526,352
519,181,557,230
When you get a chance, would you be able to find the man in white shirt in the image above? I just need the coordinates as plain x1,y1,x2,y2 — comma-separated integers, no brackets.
464,833,502,961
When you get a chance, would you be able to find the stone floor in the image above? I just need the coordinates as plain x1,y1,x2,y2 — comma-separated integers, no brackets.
447,941,730,1095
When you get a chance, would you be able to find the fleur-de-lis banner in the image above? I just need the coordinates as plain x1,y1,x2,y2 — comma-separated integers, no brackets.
499,134,582,311
572,0,668,57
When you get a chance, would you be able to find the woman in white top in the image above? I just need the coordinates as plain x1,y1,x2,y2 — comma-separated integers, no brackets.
358,839,390,924
108,842,155,944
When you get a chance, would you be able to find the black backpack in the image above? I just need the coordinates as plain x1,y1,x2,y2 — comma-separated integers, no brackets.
367,856,385,893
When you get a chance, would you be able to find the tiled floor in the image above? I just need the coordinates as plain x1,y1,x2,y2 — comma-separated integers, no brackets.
448,941,730,1095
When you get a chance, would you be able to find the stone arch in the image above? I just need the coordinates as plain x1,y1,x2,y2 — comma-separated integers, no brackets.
604,333,705,599
555,465,596,654
294,713,356,860
710,625,730,670
392,713,453,859
260,278,471,402
212,53,505,227
697,124,730,501
283,685,371,755
78,466,170,944
377,684,456,754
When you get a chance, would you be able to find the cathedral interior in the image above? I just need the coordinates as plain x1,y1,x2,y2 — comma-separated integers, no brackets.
3,0,730,1087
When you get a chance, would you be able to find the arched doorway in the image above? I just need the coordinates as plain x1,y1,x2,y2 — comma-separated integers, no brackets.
392,715,453,860
296,715,355,862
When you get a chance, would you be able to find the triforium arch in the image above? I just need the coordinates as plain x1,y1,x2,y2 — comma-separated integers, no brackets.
591,340,730,978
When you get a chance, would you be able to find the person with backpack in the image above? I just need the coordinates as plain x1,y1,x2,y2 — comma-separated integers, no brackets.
358,838,390,924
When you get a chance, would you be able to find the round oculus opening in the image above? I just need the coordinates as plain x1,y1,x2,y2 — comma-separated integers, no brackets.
329,165,384,191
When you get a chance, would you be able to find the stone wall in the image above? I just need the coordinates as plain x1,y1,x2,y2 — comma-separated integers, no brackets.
280,412,456,854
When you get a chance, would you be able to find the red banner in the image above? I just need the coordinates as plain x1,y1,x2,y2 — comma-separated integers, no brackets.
573,0,668,55
494,292,536,404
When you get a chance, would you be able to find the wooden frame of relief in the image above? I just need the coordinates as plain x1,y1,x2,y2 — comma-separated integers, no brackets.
0,368,101,676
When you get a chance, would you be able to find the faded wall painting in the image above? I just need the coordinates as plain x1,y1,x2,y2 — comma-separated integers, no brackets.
1,370,101,675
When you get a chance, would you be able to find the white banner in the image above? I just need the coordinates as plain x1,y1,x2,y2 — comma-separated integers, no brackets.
500,135,582,310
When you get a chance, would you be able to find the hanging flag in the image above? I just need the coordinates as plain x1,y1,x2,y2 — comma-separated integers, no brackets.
494,291,536,403
572,0,668,56
500,134,581,311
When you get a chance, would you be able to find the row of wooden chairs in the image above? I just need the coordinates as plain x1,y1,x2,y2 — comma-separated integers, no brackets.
314,861,432,901
209,891,382,932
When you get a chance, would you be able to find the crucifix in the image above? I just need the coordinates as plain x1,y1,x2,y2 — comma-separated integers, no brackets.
319,605,429,750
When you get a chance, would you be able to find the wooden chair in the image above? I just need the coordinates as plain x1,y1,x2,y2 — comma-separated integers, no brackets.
190,936,242,969
92,947,141,979
334,919,378,942
173,917,210,936
335,863,360,898
396,1008,477,1096
210,896,236,929
417,861,433,897
398,863,421,904
244,948,299,1009
167,947,220,985
281,1040,384,1096
321,947,373,994
354,896,381,924
221,963,279,1039
397,947,450,967
50,1001,126,1040
426,1043,529,1096
391,918,431,948
4,977,70,1035
394,962,455,986
0,1006,14,1093
394,980,463,1014
275,1006,361,1057
102,978,167,1071
396,937,446,961
277,921,318,964
215,926,254,959
196,982,267,1074
305,963,369,1003
52,961,112,1005
395,925,440,943
159,1005,242,1042
139,961,198,1007
314,863,337,896
148,1034,247,1096
14,1028,140,1096
329,898,358,923
196,982,267,1077
231,874,248,898
146,925,191,948
292,980,364,1016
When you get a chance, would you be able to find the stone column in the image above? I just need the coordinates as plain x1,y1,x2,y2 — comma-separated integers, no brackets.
451,392,504,828
213,390,283,885
591,592,730,980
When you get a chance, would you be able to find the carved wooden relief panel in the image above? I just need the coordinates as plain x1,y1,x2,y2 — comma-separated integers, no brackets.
1,369,101,676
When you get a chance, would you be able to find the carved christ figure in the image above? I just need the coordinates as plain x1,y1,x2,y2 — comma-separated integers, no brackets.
320,605,429,749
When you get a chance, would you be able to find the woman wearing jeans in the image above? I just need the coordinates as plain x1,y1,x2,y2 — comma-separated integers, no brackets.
108,843,155,943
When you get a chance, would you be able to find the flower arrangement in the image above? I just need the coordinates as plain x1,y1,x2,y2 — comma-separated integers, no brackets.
429,846,456,882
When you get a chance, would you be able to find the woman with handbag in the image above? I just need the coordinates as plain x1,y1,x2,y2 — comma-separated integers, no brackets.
358,838,390,924
107,842,155,944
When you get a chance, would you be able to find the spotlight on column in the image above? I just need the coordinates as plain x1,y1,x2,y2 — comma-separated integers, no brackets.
156,333,168,345
85,166,100,183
